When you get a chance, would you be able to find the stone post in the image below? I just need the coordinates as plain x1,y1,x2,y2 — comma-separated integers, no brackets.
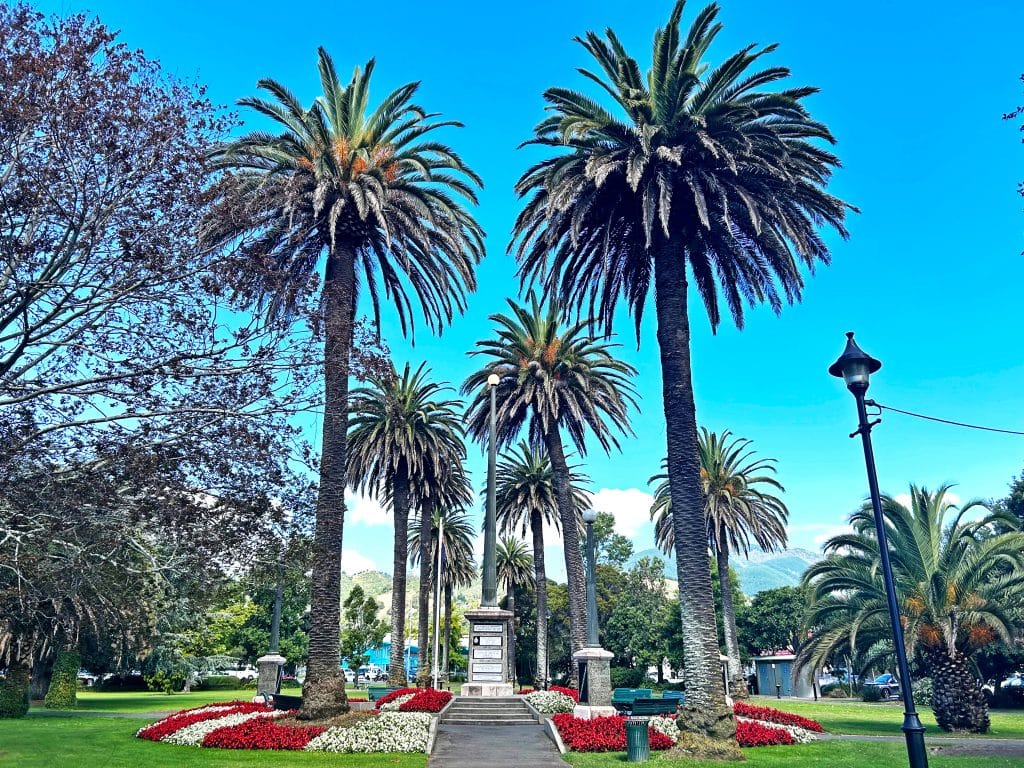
461,606,514,697
256,653,286,696
572,647,616,719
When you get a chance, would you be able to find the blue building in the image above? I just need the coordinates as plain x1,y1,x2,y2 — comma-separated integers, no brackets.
342,635,420,679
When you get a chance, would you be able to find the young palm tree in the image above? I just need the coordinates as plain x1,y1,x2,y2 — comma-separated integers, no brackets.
462,295,636,674
347,362,466,687
203,49,483,717
799,485,1024,733
513,2,851,736
649,429,788,694
497,536,535,686
495,442,591,688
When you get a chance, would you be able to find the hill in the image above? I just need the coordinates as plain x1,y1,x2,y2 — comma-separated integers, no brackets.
628,547,820,596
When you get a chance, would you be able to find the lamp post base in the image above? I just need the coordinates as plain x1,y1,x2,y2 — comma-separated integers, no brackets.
256,653,286,695
572,646,614,719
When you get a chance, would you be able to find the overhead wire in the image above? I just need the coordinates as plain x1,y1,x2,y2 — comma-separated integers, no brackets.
866,400,1024,436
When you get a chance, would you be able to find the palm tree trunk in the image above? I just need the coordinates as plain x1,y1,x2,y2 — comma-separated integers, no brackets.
443,583,453,684
716,538,746,697
544,429,587,688
531,508,548,689
416,498,434,685
389,465,411,687
929,647,990,732
653,240,734,740
301,244,355,719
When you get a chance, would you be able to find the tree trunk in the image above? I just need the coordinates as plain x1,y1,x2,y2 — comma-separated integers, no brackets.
388,466,411,686
443,583,453,685
416,498,434,685
717,538,747,697
29,655,53,702
531,508,549,689
929,647,990,732
544,429,587,688
653,240,735,740
300,244,355,720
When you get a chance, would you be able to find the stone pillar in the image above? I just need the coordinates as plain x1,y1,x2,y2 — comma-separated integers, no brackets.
256,653,286,696
572,647,616,719
461,606,514,697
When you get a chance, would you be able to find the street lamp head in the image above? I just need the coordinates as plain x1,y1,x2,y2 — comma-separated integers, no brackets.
487,373,500,388
828,331,881,392
581,508,598,524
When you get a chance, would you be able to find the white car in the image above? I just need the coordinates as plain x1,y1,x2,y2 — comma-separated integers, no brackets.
212,666,258,683
342,668,356,683
1001,673,1024,689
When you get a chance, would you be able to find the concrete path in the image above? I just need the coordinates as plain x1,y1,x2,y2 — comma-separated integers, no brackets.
429,723,567,768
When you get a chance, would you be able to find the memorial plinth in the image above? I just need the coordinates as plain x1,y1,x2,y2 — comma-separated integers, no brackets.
256,653,285,695
572,646,616,719
461,606,514,697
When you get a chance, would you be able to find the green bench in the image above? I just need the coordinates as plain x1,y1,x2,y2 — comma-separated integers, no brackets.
631,697,680,716
367,685,400,702
611,688,653,713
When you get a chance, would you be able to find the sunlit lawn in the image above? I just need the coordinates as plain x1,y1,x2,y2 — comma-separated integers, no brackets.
746,696,1024,739
565,741,1021,768
71,685,368,713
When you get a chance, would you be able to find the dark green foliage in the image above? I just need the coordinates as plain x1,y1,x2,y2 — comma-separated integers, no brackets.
197,675,246,691
339,586,387,673
95,675,147,692
738,586,808,657
0,663,30,718
591,512,634,567
912,678,934,707
43,651,79,709
144,671,185,694
862,685,883,703
610,666,646,689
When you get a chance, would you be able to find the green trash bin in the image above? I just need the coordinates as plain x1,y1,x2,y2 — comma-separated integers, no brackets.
625,716,650,762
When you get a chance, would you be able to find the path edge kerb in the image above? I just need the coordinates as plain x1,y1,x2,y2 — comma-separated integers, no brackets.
427,696,458,754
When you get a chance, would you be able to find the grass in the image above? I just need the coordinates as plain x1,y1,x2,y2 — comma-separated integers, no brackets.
71,685,368,713
746,696,1024,739
565,741,1022,768
0,716,426,767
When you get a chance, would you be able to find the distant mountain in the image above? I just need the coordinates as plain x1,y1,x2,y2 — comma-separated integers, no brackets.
628,547,821,596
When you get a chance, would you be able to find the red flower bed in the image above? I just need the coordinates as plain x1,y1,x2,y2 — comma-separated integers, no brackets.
374,687,420,708
202,717,325,750
398,688,453,713
736,718,795,747
137,702,268,742
551,714,674,752
518,688,536,695
733,701,824,733
550,685,580,702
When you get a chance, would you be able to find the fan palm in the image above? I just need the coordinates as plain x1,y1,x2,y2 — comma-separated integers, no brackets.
513,1,851,735
347,362,465,686
495,442,591,688
203,49,483,717
649,429,788,693
462,295,636,675
799,485,1024,732
497,536,535,685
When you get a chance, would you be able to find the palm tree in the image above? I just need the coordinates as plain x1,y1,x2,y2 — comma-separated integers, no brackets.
462,295,636,676
347,362,466,687
649,429,788,694
512,1,851,736
799,485,1024,733
411,507,476,682
203,49,483,717
497,536,535,686
495,442,591,688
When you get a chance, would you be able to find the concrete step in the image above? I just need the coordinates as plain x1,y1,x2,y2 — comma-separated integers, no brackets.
446,709,534,718
442,717,538,726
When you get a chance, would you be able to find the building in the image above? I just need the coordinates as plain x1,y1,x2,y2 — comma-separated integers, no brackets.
751,653,814,698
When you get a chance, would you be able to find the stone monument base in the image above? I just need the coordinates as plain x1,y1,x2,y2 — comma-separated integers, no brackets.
572,646,614,718
573,704,618,719
462,682,515,697
463,606,514,697
256,653,285,694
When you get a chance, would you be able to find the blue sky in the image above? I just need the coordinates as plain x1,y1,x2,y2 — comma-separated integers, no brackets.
40,0,1024,579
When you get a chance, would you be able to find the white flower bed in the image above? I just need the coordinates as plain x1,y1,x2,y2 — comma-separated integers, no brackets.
161,710,282,746
378,693,416,712
736,716,818,743
524,690,576,714
648,716,679,743
305,712,432,753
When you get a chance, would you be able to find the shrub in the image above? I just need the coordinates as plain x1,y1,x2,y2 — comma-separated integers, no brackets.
145,670,186,694
911,677,934,707
733,701,824,733
862,685,883,702
0,663,30,719
44,650,79,709
198,675,246,691
609,667,646,689
736,719,796,747
990,686,1024,709
97,674,148,692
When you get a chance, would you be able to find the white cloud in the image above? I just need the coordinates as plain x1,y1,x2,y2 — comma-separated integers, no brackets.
894,491,962,510
347,492,391,527
589,487,654,538
341,548,378,574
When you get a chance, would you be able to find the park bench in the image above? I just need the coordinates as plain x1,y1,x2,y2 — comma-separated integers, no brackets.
259,692,303,711
611,687,653,712
631,697,680,716
367,685,400,702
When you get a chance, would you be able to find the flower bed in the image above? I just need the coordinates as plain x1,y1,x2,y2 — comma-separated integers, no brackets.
551,714,675,752
374,687,420,708
136,702,273,743
398,688,452,713
203,717,326,750
550,685,580,702
736,718,795,747
524,690,576,714
733,701,825,733
306,711,432,753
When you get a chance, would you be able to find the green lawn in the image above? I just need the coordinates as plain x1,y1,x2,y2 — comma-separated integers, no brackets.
747,696,1024,739
0,716,426,768
565,742,1021,768
70,685,368,713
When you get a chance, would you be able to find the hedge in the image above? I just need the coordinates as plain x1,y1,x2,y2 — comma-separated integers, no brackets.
0,663,30,718
44,650,80,709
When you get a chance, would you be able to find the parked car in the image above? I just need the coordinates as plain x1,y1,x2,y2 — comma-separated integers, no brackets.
342,668,356,683
864,673,900,700
210,666,258,683
76,670,97,686
1000,672,1024,689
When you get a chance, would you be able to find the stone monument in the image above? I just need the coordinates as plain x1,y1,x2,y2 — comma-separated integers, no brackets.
572,647,616,718
461,606,514,697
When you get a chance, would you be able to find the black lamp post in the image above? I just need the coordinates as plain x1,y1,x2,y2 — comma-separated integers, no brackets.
581,507,599,647
830,332,928,768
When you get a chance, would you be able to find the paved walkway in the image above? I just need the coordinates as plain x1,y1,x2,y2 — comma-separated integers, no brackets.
429,723,566,768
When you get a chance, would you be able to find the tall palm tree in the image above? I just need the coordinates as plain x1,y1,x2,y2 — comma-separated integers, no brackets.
203,49,483,717
462,295,636,676
649,429,788,693
799,485,1024,733
495,442,591,688
347,362,466,686
497,536,535,686
512,1,851,736
411,507,476,682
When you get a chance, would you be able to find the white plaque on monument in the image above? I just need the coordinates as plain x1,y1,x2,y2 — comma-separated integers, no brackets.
472,663,503,674
477,636,502,646
473,649,502,659
473,624,504,632
472,673,504,682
